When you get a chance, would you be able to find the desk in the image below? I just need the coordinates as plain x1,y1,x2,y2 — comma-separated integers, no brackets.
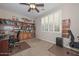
0,35,9,55
19,32,32,41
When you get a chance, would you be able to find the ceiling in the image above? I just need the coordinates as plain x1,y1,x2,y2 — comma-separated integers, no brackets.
0,3,63,19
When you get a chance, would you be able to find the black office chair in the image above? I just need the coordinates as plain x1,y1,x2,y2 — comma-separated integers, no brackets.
69,30,79,49
8,31,21,50
8,35,16,48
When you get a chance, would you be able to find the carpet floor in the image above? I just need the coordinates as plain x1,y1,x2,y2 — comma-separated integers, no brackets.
9,42,31,56
48,44,79,56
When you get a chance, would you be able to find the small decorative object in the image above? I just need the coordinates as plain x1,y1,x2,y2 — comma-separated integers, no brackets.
12,16,16,20
16,17,19,21
21,18,32,23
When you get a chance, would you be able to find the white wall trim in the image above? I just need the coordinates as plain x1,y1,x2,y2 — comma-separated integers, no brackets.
37,38,56,44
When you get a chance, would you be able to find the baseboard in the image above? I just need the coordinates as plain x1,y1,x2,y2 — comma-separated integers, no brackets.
36,38,56,44
64,46,70,48
36,38,71,49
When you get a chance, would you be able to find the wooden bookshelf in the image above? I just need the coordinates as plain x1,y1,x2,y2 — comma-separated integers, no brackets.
62,19,70,38
0,18,35,40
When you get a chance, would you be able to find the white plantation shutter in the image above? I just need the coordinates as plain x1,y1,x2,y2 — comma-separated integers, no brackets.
54,10,62,32
41,10,62,32
48,14,53,31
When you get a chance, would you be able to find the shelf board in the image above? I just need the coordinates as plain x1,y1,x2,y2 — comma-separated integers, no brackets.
0,18,34,24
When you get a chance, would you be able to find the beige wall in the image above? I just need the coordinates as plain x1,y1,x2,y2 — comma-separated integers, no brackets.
62,4,79,48
35,4,79,48
35,18,61,44
62,4,79,40
35,12,61,44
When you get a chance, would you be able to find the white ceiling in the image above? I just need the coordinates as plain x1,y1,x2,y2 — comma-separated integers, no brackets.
0,3,63,19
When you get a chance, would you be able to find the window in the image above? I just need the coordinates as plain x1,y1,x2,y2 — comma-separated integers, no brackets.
41,17,45,31
54,10,62,32
41,10,62,32
48,14,53,31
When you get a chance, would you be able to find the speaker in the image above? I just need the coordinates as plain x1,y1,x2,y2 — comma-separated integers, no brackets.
56,37,63,47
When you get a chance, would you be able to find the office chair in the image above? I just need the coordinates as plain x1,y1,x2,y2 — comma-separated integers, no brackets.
8,35,16,48
69,30,79,49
